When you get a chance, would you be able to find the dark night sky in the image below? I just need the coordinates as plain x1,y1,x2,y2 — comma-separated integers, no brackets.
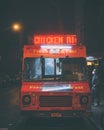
84,0,104,54
0,0,104,73
0,0,75,51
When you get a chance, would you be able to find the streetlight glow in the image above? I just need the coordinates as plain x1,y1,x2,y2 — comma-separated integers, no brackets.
13,24,20,30
11,23,22,32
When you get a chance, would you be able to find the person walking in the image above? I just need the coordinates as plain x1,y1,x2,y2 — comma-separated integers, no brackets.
91,68,100,106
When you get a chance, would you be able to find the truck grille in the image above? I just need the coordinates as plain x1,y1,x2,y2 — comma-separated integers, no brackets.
39,96,72,107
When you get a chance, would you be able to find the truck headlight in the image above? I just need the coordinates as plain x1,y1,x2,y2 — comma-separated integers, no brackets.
80,96,88,105
22,95,31,105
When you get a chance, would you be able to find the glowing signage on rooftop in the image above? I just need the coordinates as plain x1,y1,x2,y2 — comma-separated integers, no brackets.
34,35,77,46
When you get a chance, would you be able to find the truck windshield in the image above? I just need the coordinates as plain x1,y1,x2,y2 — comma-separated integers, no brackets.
23,57,87,82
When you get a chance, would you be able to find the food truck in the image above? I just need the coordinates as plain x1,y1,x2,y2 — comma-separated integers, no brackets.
20,34,91,118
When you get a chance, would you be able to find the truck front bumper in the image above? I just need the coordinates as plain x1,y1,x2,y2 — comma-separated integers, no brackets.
21,110,92,118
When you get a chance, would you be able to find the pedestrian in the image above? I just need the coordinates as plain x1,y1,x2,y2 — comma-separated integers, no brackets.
91,68,100,106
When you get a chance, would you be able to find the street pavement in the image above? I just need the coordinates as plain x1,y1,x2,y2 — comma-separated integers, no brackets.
91,94,104,130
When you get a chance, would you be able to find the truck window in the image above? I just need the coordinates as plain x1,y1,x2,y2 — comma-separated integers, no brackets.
23,57,87,81
45,58,54,76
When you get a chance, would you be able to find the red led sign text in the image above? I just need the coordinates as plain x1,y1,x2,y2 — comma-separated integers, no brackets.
26,49,77,55
34,35,77,45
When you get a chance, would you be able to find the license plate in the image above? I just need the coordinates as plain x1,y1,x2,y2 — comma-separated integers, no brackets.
51,113,62,117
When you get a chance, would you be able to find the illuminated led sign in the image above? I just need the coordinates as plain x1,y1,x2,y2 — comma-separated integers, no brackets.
24,45,86,58
34,35,77,45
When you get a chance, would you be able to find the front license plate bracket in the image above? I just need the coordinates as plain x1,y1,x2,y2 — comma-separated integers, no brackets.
51,113,62,117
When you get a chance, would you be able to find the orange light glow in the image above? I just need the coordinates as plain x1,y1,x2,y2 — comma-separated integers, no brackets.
34,35,77,46
12,23,22,32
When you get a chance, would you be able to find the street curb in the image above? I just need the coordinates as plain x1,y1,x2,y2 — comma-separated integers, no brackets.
89,116,102,130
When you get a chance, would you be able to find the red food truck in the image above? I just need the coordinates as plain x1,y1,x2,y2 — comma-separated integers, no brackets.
20,34,91,118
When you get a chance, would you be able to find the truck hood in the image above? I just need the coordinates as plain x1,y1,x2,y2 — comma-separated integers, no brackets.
21,82,90,92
